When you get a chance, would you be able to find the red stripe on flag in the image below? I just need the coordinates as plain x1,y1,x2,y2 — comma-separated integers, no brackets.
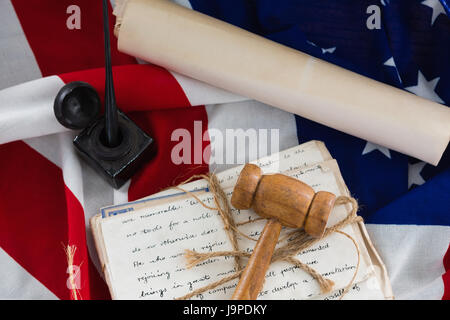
128,108,210,200
11,0,135,76
59,64,192,111
442,245,450,300
0,141,109,299
7,0,211,300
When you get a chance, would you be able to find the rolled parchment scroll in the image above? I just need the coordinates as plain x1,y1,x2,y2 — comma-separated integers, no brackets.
114,0,450,165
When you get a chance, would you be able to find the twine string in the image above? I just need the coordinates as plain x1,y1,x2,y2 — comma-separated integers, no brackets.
62,173,361,301
63,243,82,300
172,173,362,300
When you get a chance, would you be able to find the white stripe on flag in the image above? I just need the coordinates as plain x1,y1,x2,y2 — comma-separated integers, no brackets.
366,224,449,299
0,1,42,90
0,76,68,145
0,248,57,299
205,100,299,173
113,180,131,205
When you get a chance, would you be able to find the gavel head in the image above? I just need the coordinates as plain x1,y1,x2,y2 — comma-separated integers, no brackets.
231,164,336,238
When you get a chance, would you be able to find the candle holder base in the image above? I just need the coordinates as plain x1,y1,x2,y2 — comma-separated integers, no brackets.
73,110,155,189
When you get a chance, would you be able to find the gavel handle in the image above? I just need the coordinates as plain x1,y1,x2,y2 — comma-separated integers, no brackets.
231,219,282,300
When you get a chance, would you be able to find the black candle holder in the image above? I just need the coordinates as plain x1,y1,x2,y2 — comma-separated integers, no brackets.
53,0,155,189
74,110,155,189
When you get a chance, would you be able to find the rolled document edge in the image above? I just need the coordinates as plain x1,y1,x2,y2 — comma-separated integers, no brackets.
115,0,450,165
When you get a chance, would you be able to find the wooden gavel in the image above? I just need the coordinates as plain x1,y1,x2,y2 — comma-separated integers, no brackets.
230,163,336,300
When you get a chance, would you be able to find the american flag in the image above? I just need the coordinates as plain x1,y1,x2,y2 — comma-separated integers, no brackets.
0,0,448,300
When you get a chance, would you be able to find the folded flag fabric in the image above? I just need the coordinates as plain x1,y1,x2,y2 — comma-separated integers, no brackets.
0,0,448,300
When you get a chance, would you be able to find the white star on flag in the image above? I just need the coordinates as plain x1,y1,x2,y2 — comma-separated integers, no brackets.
408,161,427,189
405,70,445,104
384,57,396,67
172,0,193,9
421,0,447,25
383,57,402,83
362,142,391,158
321,47,336,54
307,41,336,54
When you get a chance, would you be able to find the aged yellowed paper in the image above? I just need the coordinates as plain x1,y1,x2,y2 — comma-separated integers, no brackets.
91,143,393,300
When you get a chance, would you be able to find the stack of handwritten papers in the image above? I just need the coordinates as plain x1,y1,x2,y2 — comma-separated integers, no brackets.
91,141,394,300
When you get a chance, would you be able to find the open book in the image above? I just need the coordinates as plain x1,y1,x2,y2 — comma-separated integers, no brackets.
91,141,393,300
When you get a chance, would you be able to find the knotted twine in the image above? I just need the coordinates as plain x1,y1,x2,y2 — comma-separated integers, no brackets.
63,243,82,300
171,173,363,300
